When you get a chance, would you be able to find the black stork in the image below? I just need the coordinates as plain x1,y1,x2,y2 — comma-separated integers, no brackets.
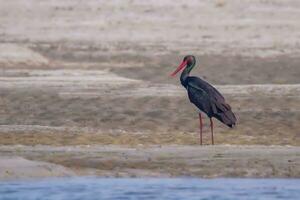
170,55,236,145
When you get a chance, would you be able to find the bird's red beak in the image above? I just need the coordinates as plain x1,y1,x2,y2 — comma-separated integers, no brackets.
170,60,187,77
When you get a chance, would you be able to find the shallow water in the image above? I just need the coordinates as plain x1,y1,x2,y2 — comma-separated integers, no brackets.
0,178,299,200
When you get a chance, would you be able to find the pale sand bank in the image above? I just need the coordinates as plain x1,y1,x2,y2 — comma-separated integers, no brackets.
0,156,74,181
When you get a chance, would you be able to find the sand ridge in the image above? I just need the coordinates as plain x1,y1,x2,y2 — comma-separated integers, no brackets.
0,145,299,178
0,156,74,180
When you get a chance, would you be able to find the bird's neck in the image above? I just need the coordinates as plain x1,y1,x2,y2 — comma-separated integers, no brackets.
180,65,194,87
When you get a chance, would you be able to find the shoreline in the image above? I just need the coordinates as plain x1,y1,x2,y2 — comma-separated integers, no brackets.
1,145,299,180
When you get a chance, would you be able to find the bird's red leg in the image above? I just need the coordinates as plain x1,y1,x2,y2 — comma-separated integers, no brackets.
199,113,203,145
210,118,214,145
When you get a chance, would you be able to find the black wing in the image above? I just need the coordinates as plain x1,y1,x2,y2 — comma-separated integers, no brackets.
186,76,236,127
187,82,212,115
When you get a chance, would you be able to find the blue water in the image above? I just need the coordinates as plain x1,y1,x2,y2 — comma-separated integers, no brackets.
0,178,299,200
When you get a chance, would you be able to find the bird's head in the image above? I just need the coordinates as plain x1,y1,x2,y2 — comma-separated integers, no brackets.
170,55,196,77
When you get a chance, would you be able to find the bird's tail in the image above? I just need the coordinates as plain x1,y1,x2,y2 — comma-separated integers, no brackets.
213,103,237,128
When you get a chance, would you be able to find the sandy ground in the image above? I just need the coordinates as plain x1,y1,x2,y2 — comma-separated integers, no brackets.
2,0,300,57
1,69,299,146
0,156,74,180
0,0,300,180
0,145,299,179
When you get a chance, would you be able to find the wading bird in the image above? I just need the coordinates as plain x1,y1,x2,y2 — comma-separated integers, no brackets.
170,55,236,145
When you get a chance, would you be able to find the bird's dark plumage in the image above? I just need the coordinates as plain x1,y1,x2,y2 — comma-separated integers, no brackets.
186,76,236,128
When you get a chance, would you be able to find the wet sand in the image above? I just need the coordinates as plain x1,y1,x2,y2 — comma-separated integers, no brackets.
0,0,300,179
1,70,299,146
0,145,299,179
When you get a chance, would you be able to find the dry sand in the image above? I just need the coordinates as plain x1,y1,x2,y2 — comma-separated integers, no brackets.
2,0,300,57
0,0,300,180
0,156,74,180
